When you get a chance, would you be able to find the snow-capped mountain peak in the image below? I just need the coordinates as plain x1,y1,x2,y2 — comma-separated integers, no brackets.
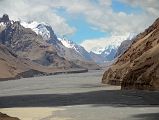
21,21,50,40
88,33,137,62
21,21,39,29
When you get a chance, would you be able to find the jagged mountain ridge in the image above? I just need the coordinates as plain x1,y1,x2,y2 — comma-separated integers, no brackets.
59,37,93,61
102,17,159,90
21,20,136,64
90,48,117,63
58,38,100,69
21,21,61,45
21,21,93,61
21,20,100,69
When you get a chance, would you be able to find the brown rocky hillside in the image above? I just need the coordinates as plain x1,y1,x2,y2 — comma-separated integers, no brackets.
102,18,159,90
0,44,88,80
0,44,56,80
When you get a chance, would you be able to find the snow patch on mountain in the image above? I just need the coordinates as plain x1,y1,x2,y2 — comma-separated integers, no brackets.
58,37,81,53
91,47,105,54
0,22,6,27
58,38,74,48
58,37,93,61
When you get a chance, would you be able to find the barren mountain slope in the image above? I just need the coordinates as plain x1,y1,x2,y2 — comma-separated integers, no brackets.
102,18,159,90
0,43,89,80
0,44,42,79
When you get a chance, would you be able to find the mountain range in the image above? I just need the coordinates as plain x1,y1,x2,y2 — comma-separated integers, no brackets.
20,19,136,64
0,14,137,80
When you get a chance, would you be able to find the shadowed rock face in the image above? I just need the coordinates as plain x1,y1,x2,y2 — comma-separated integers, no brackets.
115,40,133,58
102,18,159,90
0,14,10,23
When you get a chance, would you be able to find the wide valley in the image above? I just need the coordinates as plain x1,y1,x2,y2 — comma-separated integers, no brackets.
0,70,159,120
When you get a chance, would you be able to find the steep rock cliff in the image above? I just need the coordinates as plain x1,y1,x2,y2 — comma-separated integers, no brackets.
102,18,159,90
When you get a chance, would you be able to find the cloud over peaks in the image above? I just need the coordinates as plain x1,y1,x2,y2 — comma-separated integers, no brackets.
0,0,76,36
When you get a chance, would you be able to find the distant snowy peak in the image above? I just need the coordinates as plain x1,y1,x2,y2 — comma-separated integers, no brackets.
91,45,117,54
91,47,105,54
21,21,50,40
90,33,136,54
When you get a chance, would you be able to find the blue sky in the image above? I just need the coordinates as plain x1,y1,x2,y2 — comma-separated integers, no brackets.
55,7,109,43
55,8,109,43
112,0,142,14
66,17,108,43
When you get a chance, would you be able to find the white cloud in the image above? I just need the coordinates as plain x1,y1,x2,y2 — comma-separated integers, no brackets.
65,0,159,52
50,0,158,35
99,0,112,7
0,0,159,52
1,0,158,36
119,0,159,16
0,0,76,36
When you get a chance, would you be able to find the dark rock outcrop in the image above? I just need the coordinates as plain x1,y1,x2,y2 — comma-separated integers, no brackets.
0,14,10,23
0,112,20,120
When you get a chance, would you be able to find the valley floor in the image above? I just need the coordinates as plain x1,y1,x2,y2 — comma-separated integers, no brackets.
0,70,159,120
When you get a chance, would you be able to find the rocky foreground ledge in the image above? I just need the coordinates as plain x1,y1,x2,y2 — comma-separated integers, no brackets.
0,112,20,120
